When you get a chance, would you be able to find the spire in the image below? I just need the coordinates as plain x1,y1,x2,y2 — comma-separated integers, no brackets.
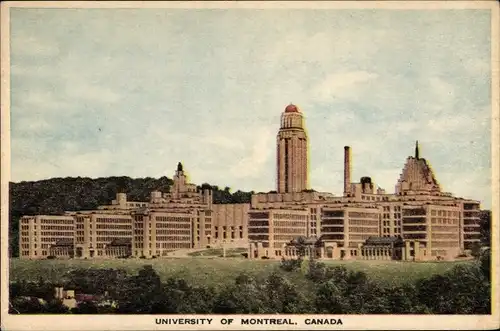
177,162,183,172
415,140,420,159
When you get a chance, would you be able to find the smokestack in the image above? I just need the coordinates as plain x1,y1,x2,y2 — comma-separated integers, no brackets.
344,146,351,195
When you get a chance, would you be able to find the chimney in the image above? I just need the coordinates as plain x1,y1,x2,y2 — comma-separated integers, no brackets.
344,146,352,195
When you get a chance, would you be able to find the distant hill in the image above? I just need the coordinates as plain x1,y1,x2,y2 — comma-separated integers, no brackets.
9,176,253,257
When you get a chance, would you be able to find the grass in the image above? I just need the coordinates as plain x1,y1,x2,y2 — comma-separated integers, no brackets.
188,247,247,257
9,258,474,288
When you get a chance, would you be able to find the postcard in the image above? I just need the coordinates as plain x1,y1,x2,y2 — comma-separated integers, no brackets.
1,1,499,330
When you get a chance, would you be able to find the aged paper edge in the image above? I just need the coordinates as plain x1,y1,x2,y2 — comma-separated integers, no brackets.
0,1,499,330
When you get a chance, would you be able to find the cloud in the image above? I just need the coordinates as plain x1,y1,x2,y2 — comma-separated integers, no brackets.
7,8,493,209
10,31,60,58
310,71,379,103
229,128,274,179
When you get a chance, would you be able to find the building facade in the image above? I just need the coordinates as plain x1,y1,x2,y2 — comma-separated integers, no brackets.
248,105,483,261
18,104,483,261
19,163,250,259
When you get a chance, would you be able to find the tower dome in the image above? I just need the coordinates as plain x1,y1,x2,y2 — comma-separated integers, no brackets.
285,104,299,113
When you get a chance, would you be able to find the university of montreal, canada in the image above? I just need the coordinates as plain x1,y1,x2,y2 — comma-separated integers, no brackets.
154,318,343,326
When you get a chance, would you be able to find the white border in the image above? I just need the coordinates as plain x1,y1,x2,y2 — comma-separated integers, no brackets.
1,1,499,330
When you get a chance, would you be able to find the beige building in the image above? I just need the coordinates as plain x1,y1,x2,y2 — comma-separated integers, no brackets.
249,105,483,261
71,211,133,259
248,208,309,259
18,104,483,262
212,204,250,248
19,215,75,259
19,163,250,259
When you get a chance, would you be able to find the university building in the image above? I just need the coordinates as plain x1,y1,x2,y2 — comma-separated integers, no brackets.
247,104,482,261
18,104,482,261
19,163,249,259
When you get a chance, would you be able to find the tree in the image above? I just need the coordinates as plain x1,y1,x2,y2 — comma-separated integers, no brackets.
416,264,490,314
43,299,70,314
315,280,346,313
213,275,266,314
480,248,491,281
479,210,491,246
115,265,164,314
72,301,99,314
295,237,307,260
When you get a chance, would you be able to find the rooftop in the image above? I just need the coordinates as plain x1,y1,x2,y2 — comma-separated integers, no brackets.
284,104,299,113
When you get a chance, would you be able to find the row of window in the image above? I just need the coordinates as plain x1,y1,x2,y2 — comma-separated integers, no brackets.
41,219,73,224
273,227,307,234
155,223,191,229
348,227,379,234
96,217,132,223
96,224,132,229
155,229,190,235
463,211,480,218
95,231,132,236
431,233,459,240
431,218,458,225
383,206,402,212
248,221,269,227
41,225,73,231
348,220,379,226
214,231,242,239
348,212,379,218
273,214,307,220
214,225,243,231
273,221,307,227
361,195,386,201
430,210,459,217
40,231,74,236
431,226,459,232
154,216,191,223
154,236,191,242
382,213,402,219
40,237,72,242
432,241,459,248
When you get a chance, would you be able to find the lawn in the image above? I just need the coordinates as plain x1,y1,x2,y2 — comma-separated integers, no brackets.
9,258,473,288
188,247,247,257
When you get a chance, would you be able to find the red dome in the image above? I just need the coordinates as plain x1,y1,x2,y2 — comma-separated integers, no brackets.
285,104,299,113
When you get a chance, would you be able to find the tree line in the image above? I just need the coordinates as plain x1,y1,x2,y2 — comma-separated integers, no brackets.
9,251,491,315
9,176,253,257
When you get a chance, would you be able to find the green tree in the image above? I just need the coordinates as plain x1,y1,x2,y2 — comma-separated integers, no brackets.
72,301,99,314
315,280,346,313
479,210,491,246
213,274,266,314
43,299,70,314
416,264,490,314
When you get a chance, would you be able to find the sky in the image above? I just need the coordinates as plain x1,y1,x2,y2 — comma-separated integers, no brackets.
8,6,493,208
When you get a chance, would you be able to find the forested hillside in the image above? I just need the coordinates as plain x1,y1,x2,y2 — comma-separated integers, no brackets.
9,176,253,257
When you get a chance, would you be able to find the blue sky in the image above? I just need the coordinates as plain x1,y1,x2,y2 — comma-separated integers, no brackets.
9,7,492,208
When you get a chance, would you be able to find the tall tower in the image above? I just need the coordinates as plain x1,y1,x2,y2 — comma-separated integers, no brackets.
172,162,187,197
343,146,352,196
276,104,308,193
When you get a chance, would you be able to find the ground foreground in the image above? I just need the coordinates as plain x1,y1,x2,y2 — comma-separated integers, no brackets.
9,258,473,287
